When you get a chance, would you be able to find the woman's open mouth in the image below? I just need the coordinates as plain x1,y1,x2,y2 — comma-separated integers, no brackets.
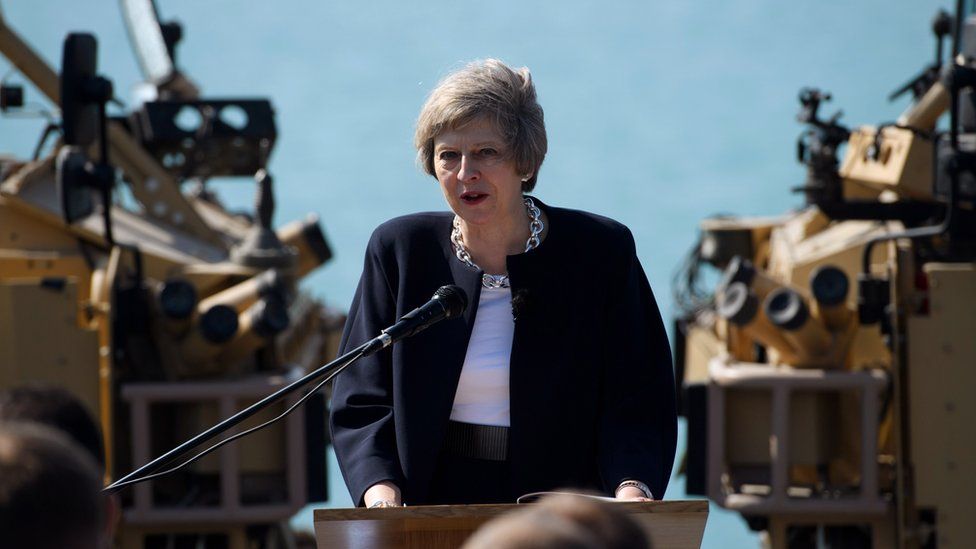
460,191,488,205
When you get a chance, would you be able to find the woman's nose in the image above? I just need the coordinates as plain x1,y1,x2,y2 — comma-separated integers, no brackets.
457,154,479,181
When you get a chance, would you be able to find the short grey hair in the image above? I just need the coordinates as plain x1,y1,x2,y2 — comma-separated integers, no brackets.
415,59,547,192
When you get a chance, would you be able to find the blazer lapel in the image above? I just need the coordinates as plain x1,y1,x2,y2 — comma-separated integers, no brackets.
408,220,483,436
441,241,483,390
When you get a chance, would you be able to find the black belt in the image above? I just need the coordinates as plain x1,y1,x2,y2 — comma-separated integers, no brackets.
444,420,509,461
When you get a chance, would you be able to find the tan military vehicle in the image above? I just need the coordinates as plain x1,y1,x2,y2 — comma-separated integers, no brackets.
674,5,974,548
0,1,344,547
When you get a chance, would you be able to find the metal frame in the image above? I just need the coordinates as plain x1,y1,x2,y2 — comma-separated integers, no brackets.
120,370,307,525
707,357,889,516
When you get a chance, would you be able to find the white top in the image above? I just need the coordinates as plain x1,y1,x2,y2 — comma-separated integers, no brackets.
449,286,513,427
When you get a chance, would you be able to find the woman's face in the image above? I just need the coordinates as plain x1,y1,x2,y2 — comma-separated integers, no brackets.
433,117,527,227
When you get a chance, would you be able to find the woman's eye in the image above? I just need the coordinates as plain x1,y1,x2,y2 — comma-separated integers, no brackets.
478,148,498,157
439,151,459,161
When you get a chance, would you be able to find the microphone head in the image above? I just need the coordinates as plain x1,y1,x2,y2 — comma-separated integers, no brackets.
433,285,468,318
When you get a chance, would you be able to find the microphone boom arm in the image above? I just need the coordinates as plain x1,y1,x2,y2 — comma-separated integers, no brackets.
104,284,467,494
104,339,371,493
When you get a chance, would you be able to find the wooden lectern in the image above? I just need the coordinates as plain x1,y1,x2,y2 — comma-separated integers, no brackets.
314,500,708,549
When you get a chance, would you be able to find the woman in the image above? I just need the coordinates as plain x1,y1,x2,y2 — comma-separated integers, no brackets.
330,59,676,508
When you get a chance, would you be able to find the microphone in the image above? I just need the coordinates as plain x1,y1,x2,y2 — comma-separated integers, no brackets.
364,285,468,354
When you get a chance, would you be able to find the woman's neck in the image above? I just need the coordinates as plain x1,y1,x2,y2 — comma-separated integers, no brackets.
459,201,530,275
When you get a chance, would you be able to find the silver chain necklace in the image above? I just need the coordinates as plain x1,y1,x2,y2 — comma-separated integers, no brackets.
451,196,543,289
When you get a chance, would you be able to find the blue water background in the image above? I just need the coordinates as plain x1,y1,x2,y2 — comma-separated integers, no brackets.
0,1,950,546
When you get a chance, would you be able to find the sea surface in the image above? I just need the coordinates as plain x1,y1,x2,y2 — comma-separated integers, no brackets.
0,1,951,546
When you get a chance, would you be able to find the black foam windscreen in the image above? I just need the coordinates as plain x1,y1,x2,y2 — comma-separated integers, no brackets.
433,285,468,319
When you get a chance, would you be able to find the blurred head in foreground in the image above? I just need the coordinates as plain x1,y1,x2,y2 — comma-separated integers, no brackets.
0,383,105,468
0,422,106,549
462,494,652,549
0,383,119,542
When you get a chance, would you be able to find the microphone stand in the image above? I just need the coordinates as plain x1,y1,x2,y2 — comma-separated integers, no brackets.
104,339,372,494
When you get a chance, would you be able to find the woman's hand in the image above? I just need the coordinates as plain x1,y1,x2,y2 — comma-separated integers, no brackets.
364,481,402,508
615,480,654,501
615,485,652,501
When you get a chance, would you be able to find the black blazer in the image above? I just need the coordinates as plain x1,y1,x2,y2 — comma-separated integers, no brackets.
329,198,676,506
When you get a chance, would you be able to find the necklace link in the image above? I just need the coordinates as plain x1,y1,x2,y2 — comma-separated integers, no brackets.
451,197,544,289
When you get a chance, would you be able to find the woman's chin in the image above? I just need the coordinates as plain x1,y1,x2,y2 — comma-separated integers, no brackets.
454,202,495,223
456,213,494,227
